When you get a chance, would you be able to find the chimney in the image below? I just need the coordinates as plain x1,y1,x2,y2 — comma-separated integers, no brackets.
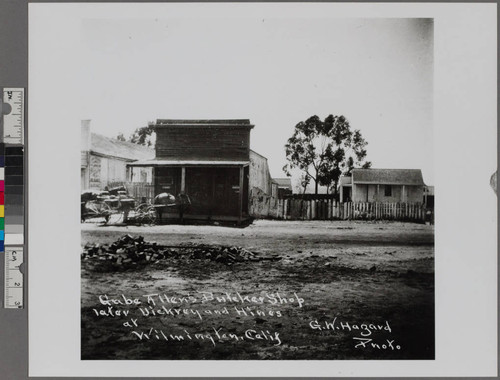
81,120,91,151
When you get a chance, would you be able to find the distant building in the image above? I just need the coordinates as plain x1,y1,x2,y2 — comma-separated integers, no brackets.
424,185,434,208
80,120,154,190
339,168,425,203
272,178,293,198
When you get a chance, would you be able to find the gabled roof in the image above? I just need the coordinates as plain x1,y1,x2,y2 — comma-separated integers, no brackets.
90,133,155,162
250,149,268,161
155,119,254,129
352,169,424,186
272,178,292,189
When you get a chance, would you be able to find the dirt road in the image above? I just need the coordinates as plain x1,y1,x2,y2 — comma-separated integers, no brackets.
81,220,434,360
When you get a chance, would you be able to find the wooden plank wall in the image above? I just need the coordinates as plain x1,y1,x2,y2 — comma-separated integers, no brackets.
155,127,250,161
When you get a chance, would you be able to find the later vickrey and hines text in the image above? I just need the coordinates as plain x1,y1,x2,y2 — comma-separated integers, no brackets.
92,293,401,349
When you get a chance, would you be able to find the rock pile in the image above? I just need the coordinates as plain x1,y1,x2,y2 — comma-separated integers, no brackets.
81,234,280,269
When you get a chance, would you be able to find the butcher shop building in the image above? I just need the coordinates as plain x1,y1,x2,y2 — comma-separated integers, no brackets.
129,119,258,223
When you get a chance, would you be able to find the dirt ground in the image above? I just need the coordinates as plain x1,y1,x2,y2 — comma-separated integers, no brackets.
81,219,434,360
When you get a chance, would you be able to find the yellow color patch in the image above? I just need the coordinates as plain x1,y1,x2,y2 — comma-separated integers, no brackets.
0,206,4,217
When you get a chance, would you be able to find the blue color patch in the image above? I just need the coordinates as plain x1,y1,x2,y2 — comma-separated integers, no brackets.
0,241,4,252
0,156,4,166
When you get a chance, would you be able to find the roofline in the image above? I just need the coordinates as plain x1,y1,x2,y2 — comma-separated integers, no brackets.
250,149,268,160
91,132,155,152
350,168,424,186
157,119,251,124
351,168,423,172
353,181,425,186
89,150,140,162
155,119,254,129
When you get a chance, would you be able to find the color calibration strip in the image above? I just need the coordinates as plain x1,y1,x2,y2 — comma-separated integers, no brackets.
0,147,3,252
2,88,24,308
4,145,23,246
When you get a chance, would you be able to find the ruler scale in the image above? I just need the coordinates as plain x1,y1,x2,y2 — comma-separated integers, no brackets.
4,247,23,308
3,88,24,144
1,87,25,309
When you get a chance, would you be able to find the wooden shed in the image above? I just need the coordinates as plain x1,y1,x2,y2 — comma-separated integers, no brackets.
129,119,254,223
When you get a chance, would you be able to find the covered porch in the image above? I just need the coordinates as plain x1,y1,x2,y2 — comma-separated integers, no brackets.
129,160,250,223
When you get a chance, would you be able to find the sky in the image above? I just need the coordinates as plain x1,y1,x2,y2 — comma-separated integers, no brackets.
78,17,433,186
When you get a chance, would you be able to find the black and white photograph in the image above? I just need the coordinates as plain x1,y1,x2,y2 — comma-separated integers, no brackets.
27,2,497,377
78,15,434,360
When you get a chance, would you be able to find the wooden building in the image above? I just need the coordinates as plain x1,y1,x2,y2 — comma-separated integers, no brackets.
272,178,293,198
81,120,154,190
129,119,255,223
339,168,425,203
249,150,276,197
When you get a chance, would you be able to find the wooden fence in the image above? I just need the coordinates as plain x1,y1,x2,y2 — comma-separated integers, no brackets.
106,182,156,202
249,195,429,222
107,183,430,222
125,183,155,201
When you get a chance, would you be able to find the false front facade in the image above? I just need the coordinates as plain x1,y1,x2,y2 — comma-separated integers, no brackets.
129,119,254,222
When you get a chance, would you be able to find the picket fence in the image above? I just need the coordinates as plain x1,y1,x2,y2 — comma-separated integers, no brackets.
108,183,429,222
106,182,156,201
125,183,155,201
249,196,429,222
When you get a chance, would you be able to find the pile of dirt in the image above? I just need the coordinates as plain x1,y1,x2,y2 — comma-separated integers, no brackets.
81,234,280,271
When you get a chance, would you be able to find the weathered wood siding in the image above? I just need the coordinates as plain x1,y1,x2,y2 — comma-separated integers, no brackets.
250,193,432,223
155,127,251,161
249,150,272,195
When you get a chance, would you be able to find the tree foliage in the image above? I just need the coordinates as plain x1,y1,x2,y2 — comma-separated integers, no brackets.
283,115,371,194
116,122,156,147
129,124,155,147
116,132,126,142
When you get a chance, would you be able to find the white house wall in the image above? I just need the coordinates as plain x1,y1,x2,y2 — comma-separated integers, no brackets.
353,184,423,203
249,151,272,195
88,154,130,189
131,167,153,183
406,185,423,203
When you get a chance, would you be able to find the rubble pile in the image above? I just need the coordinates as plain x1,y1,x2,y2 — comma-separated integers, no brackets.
81,234,280,269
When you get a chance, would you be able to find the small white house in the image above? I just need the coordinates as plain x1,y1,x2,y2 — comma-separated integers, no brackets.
339,168,425,203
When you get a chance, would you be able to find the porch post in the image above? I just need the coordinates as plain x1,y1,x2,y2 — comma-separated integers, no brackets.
377,184,380,202
339,184,343,202
181,167,186,193
238,165,244,222
152,167,156,192
402,185,406,202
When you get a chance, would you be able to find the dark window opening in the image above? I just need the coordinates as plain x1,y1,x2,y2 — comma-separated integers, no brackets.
384,185,392,197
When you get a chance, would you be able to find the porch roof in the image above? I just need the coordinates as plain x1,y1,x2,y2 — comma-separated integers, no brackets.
128,159,250,167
